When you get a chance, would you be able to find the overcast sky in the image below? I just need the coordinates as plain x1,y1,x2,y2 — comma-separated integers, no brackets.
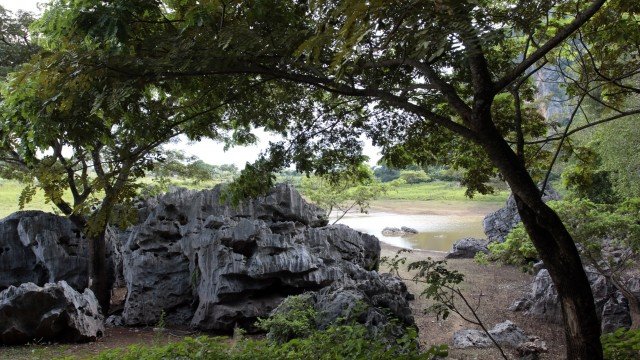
3,0,381,168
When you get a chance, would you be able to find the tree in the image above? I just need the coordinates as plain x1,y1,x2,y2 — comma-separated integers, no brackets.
300,164,400,224
0,1,269,311
10,1,640,357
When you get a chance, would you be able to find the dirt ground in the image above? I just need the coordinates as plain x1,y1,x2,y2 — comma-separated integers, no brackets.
379,243,566,359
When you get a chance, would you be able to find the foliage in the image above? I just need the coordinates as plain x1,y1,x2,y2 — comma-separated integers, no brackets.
601,328,640,360
93,326,443,360
561,146,618,204
485,226,539,271
487,199,640,270
399,170,431,185
592,117,640,200
300,164,401,223
256,294,317,344
373,165,401,183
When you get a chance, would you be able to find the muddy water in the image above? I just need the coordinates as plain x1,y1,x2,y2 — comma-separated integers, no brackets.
335,211,488,251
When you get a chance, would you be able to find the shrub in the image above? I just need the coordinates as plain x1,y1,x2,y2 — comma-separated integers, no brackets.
601,328,640,360
485,225,538,271
399,170,431,184
256,294,316,343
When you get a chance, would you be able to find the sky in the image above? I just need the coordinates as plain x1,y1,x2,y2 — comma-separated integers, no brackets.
2,0,382,168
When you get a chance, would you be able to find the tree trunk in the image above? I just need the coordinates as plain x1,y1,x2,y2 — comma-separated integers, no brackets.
476,121,603,359
88,231,111,314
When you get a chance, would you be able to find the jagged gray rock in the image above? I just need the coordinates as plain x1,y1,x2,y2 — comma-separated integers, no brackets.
445,238,489,259
267,272,415,344
483,187,560,243
511,268,632,333
0,211,88,291
0,281,104,344
122,184,390,331
452,320,529,349
0,211,123,293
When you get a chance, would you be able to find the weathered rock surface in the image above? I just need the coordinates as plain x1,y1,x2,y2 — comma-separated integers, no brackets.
382,226,418,236
0,210,123,293
445,238,489,259
452,320,531,349
510,268,634,333
268,273,415,343
0,281,104,344
0,211,88,291
483,187,560,243
122,184,396,331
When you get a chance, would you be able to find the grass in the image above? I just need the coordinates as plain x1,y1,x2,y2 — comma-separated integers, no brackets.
0,179,63,219
380,181,509,202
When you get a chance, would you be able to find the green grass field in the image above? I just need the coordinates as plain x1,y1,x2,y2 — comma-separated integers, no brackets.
380,181,509,202
0,179,63,218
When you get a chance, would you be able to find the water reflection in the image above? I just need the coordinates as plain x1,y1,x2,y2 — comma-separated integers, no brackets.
334,211,486,251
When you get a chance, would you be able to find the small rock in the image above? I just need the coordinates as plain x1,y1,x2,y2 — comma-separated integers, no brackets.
532,261,545,274
516,336,548,360
105,314,124,327
452,320,529,349
446,238,489,259
401,226,418,234
382,227,404,236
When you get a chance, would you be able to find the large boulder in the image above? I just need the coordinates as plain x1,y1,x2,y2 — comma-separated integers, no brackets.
0,281,104,344
510,268,633,333
0,211,88,291
0,211,123,293
483,187,560,243
445,238,489,259
122,184,390,331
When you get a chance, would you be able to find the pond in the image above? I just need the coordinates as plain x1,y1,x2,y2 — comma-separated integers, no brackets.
334,210,490,252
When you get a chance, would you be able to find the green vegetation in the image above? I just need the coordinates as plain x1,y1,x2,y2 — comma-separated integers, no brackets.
300,165,404,222
90,326,442,360
601,328,640,360
256,294,317,344
378,182,509,202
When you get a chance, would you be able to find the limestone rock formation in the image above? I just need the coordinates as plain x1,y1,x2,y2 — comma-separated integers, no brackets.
0,210,123,293
267,273,415,343
510,268,633,333
0,281,104,344
445,238,489,259
122,184,394,331
0,211,88,291
483,187,560,243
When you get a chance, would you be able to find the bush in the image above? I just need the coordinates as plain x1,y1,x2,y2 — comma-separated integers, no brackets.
399,170,431,184
256,294,316,343
602,328,640,360
485,225,538,271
